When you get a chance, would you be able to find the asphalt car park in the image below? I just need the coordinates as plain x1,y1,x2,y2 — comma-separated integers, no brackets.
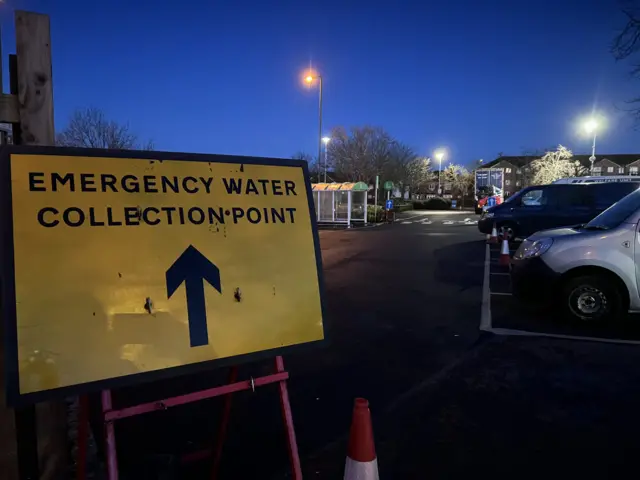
484,238,640,343
79,215,640,479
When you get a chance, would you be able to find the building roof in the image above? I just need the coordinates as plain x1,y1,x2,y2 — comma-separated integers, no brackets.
481,154,640,169
312,182,369,192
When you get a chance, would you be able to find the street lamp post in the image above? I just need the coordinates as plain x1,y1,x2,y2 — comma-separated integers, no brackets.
584,119,598,173
322,136,330,183
305,74,323,181
435,150,445,195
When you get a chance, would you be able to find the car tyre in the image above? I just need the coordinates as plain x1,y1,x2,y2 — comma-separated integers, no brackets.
561,274,623,323
498,222,518,241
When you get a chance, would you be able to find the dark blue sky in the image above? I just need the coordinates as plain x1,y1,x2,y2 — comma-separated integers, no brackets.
5,0,638,167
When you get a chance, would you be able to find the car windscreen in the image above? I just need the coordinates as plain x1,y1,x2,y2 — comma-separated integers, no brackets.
504,190,523,203
477,186,493,198
503,188,531,204
585,186,640,230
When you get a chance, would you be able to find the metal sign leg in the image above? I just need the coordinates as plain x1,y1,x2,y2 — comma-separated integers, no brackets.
274,356,302,480
101,390,119,480
211,366,238,480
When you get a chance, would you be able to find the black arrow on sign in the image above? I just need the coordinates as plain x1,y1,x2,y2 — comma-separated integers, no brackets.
166,245,221,347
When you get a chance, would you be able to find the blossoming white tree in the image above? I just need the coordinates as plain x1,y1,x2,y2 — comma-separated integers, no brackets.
530,145,586,185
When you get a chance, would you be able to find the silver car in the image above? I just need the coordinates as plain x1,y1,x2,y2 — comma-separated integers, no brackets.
511,187,640,322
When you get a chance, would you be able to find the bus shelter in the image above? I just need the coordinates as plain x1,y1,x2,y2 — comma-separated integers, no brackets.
312,182,369,226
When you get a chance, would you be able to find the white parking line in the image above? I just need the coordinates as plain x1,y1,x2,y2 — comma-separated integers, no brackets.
401,221,413,224
481,238,640,346
480,243,492,331
442,220,454,225
424,211,473,215
396,214,425,223
486,327,640,346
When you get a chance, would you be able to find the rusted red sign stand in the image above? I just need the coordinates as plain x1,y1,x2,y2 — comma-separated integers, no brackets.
75,356,302,480
386,210,395,223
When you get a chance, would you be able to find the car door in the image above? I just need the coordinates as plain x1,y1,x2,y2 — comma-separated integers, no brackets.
512,186,553,235
548,185,594,228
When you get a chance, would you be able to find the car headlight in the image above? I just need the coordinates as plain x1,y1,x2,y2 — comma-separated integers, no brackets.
484,212,494,218
514,238,553,260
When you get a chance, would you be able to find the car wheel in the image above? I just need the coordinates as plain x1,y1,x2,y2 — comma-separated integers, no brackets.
498,222,517,240
561,275,623,322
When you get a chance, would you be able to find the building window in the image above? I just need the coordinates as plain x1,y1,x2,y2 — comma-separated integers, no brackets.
516,181,521,186
505,168,512,173
516,169,522,175
607,166,614,173
444,183,452,191
428,183,436,190
631,167,639,175
504,191,510,196
619,167,625,174
505,180,511,186
593,167,602,173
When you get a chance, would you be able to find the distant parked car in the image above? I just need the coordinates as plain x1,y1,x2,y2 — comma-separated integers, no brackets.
477,182,640,240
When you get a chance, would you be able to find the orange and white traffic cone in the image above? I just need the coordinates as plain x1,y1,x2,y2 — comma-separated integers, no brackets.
344,398,379,480
489,223,498,244
499,238,510,266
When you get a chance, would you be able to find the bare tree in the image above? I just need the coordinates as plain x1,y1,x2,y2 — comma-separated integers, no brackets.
328,126,395,182
292,151,322,183
612,1,640,122
327,125,431,197
389,147,435,198
56,107,154,149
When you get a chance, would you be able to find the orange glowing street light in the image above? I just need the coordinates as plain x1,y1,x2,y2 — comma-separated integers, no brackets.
303,71,324,179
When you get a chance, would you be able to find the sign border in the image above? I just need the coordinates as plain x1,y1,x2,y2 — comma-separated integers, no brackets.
1,145,328,406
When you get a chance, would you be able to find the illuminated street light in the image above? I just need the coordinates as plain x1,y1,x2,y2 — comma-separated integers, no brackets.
583,118,599,171
304,72,324,176
434,149,446,195
322,136,331,183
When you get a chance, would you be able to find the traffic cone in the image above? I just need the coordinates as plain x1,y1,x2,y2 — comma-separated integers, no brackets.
344,398,379,480
499,238,510,266
489,223,498,244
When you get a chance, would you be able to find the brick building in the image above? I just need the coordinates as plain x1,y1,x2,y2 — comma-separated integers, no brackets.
479,154,640,196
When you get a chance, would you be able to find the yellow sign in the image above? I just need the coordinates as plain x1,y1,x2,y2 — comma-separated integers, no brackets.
2,147,325,403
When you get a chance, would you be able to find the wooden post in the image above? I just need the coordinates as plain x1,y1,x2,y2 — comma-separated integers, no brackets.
0,10,67,480
17,11,67,480
15,10,55,143
9,54,22,144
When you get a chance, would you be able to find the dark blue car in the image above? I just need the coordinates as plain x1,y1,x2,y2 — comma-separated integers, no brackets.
477,182,640,239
